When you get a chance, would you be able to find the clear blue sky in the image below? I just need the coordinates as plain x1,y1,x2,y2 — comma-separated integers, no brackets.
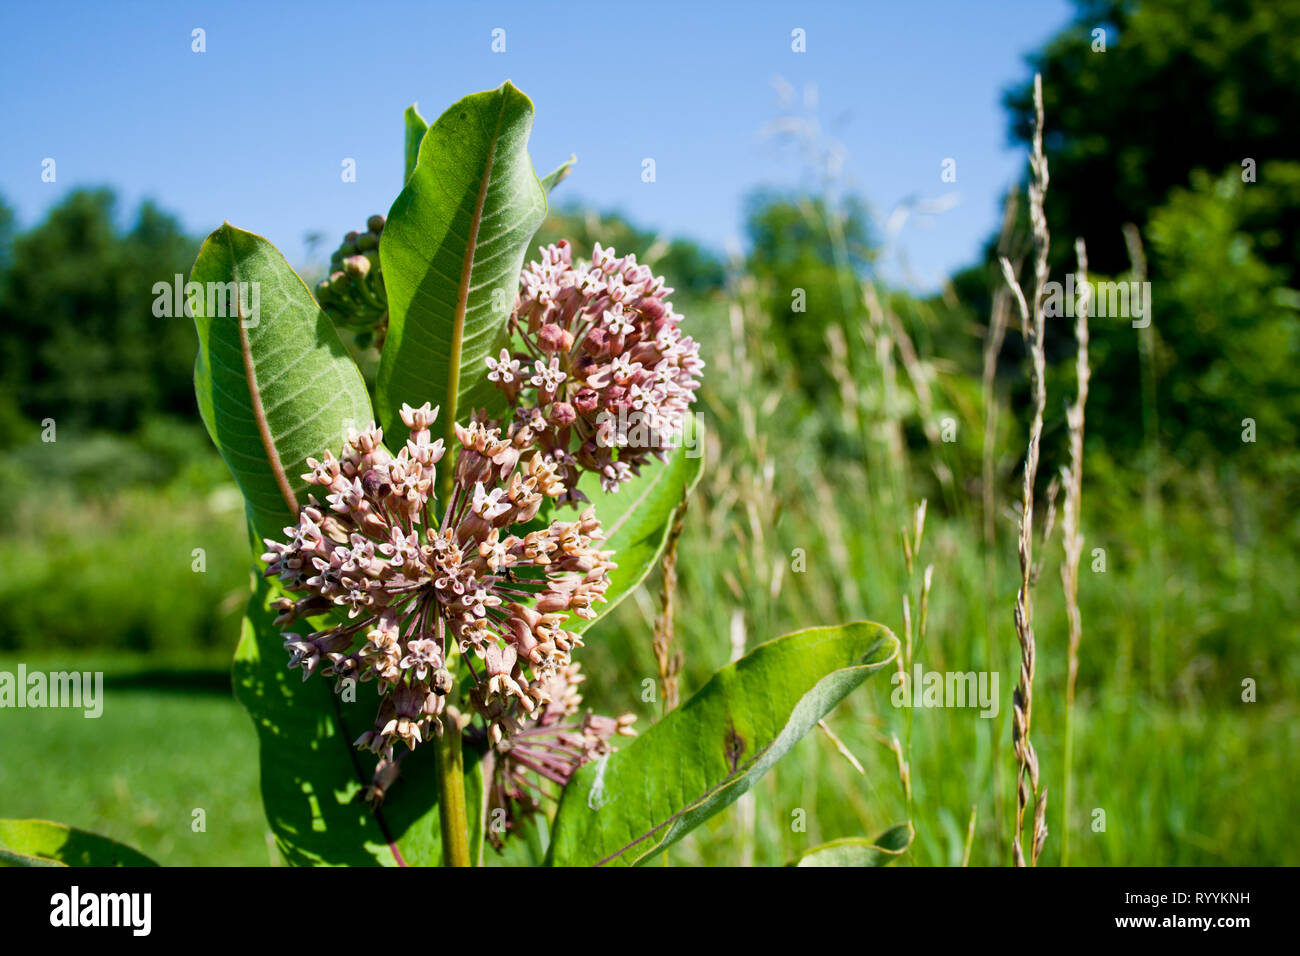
0,0,1075,289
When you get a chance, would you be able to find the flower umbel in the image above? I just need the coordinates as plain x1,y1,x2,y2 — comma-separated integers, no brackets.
261,402,617,768
489,240,704,500
481,660,635,847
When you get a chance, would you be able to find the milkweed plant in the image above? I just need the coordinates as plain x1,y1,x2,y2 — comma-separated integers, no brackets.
18,84,901,868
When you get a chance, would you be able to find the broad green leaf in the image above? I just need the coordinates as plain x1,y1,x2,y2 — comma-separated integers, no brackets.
574,412,704,634
191,223,373,547
547,621,898,866
403,104,428,182
377,82,547,446
788,825,913,867
234,574,484,866
0,849,63,867
0,819,157,867
540,154,576,192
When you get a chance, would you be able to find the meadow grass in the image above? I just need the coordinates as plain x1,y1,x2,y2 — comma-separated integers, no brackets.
0,653,270,866
576,290,1300,866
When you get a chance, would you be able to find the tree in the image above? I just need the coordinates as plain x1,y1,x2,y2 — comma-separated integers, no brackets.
982,0,1300,461
0,189,200,436
1005,0,1300,283
1142,166,1300,465
744,189,876,397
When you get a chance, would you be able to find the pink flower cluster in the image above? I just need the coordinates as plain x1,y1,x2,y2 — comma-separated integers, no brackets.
487,241,703,499
260,402,616,765
481,660,635,846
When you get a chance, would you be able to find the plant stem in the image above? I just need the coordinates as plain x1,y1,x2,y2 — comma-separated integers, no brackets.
1062,702,1076,865
436,714,472,867
652,493,688,714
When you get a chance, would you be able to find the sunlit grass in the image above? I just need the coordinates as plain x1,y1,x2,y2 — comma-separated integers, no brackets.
0,653,270,866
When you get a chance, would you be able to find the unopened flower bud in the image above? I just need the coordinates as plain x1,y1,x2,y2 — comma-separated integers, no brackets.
538,323,573,353
343,254,371,279
637,298,665,322
549,401,577,427
361,468,391,499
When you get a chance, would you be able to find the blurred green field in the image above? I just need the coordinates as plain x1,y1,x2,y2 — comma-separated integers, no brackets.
0,654,271,866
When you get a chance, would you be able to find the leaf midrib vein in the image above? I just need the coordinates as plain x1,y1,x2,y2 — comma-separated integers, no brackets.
225,228,299,522
443,95,509,452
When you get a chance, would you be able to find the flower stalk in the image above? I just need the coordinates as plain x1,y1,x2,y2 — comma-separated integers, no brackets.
436,705,472,867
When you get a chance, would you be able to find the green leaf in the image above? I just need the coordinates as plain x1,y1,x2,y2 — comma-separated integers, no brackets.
547,621,899,866
234,574,484,866
404,104,428,182
787,825,913,867
377,82,548,446
191,223,374,547
540,154,576,192
0,819,157,867
574,412,704,633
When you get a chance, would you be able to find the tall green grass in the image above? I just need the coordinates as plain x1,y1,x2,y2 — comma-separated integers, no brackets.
578,284,1300,865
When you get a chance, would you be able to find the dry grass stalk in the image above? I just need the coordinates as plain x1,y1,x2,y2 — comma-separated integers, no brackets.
981,193,1022,542
864,281,958,496
902,595,913,672
1060,238,1091,866
1031,475,1060,587
883,303,937,446
826,323,863,434
899,498,930,673
894,499,932,857
901,498,928,576
981,288,1012,548
873,730,912,803
962,805,978,867
817,719,866,776
998,72,1051,868
651,493,688,714
981,193,1020,844
862,282,907,469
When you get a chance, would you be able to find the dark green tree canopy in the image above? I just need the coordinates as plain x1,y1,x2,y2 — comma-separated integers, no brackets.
986,0,1300,464
0,189,200,436
1005,0,1300,282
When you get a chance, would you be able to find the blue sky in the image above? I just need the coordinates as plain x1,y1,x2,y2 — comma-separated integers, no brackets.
0,0,1075,289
